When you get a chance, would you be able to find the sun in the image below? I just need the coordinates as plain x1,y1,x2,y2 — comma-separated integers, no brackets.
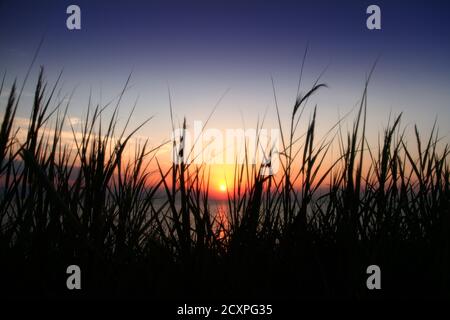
219,182,227,192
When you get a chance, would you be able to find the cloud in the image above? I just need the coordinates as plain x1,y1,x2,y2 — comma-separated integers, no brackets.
67,117,82,126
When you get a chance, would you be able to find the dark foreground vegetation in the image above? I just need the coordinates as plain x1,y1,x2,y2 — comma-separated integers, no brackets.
0,67,449,300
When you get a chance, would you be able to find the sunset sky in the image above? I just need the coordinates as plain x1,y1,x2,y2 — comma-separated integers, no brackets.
1,0,450,196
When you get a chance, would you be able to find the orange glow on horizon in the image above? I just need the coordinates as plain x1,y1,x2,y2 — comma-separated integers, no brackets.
209,164,234,199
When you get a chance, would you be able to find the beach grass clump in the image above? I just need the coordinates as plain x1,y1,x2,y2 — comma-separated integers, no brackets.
0,67,448,299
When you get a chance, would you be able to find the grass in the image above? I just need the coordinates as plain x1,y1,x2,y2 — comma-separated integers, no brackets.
0,66,449,299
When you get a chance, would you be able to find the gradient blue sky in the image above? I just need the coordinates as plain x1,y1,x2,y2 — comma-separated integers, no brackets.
1,0,449,149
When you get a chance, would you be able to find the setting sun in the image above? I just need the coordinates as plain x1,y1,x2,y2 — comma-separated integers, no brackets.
219,182,227,192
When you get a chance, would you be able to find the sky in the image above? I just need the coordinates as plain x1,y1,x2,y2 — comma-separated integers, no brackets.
1,0,450,195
